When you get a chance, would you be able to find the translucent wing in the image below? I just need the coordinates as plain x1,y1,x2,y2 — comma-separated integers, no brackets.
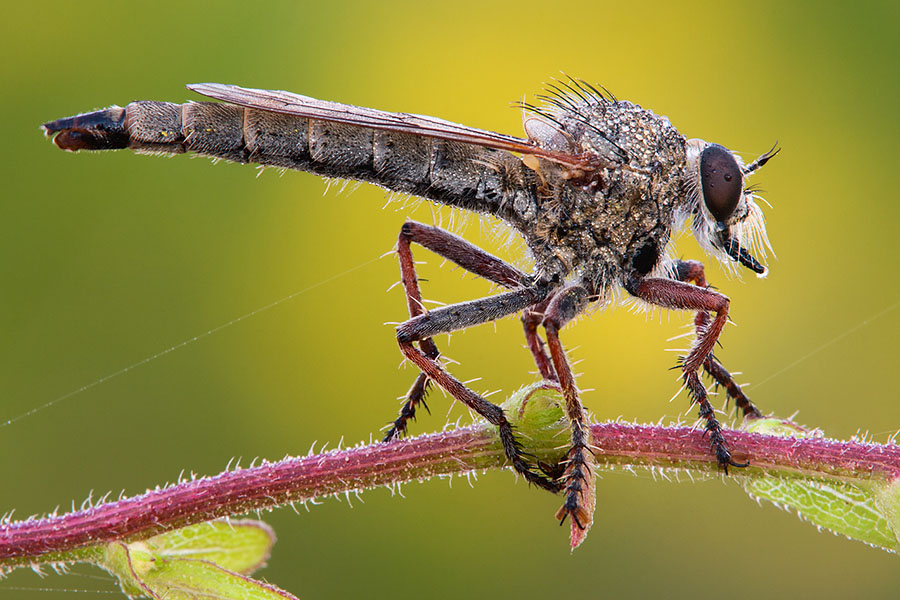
187,83,598,171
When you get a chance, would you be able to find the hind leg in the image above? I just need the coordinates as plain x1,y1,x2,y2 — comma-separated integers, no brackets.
385,221,559,492
384,221,530,441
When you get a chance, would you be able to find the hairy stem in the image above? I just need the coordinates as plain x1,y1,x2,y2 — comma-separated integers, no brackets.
2,385,899,570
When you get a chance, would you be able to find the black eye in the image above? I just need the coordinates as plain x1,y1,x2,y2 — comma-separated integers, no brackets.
700,144,743,222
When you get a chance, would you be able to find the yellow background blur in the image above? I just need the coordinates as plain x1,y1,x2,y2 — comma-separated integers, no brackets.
2,1,898,598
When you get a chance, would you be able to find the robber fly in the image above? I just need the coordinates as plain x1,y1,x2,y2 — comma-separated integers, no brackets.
42,78,778,544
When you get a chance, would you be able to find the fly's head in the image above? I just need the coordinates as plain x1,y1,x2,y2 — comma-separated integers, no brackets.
684,139,780,277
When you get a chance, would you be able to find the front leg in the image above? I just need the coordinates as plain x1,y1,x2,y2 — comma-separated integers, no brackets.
541,285,597,544
674,260,762,420
626,273,746,470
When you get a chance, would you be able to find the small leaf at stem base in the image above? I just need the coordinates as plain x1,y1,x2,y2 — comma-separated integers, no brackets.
95,519,293,599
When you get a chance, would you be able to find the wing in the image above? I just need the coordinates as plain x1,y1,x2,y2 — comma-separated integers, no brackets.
187,83,598,171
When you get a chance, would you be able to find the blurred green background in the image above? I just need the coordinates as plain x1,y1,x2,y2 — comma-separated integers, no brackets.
2,1,898,598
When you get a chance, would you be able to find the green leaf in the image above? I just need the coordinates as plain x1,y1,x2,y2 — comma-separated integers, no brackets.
741,417,900,552
96,519,295,599
139,519,275,575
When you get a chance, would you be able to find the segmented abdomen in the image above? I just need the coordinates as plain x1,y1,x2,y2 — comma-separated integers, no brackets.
43,101,530,218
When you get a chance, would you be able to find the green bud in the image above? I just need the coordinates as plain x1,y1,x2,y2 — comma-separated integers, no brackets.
502,382,569,465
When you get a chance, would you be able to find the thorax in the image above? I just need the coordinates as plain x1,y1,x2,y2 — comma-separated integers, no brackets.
513,100,688,293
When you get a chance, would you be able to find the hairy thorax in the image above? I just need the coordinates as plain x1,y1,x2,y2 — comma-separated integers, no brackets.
512,100,688,294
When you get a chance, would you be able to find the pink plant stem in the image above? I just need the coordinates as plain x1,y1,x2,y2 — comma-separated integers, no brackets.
2,422,899,569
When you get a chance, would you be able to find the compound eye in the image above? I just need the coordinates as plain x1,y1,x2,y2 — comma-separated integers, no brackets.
700,144,743,222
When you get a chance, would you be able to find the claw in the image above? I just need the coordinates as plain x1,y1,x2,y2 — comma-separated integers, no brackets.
555,501,589,530
553,442,596,550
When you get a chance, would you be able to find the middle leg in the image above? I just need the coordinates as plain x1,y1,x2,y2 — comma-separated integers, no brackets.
540,285,596,536
522,297,558,382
